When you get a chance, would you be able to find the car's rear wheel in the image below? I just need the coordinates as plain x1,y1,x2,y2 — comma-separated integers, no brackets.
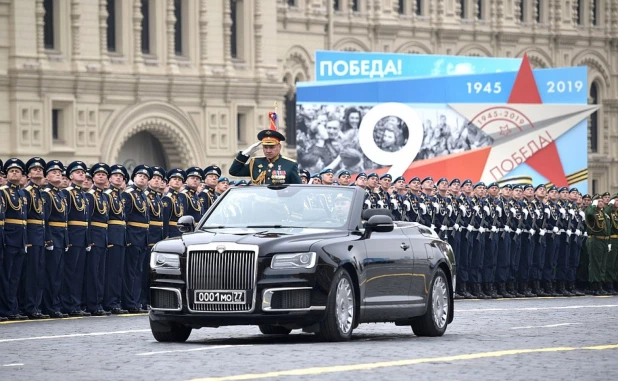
149,317,192,343
411,268,450,337
258,324,292,335
316,268,355,342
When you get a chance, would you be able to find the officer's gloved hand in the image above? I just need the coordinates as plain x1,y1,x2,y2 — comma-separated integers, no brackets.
610,199,616,205
241,141,262,156
491,226,497,233
403,200,411,211
579,210,585,219
495,206,502,217
544,208,550,216
575,229,582,236
553,226,559,234
45,245,54,251
25,246,28,253
539,229,546,236
534,209,541,217
432,202,440,211
523,208,529,217
515,228,522,235
479,227,486,234
504,225,511,232
447,205,453,215
65,247,70,252
592,200,599,207
440,225,447,232
86,246,92,252
473,205,480,213
569,209,575,217
467,224,474,232
430,224,436,232
419,203,427,213
364,199,371,208
530,229,536,236
459,204,467,213
559,208,566,216
609,244,612,252
566,230,572,237
510,207,516,215
483,205,490,214
454,223,460,231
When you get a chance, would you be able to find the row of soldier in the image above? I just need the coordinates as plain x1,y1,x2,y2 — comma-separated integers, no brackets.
300,168,618,299
0,157,230,321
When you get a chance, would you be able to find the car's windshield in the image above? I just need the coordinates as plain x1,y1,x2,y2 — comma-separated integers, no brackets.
201,186,355,229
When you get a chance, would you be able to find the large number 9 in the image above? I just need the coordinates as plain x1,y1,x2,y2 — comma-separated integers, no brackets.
358,103,424,177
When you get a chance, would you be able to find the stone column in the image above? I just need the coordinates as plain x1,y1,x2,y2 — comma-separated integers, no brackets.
199,0,210,74
223,0,234,75
254,0,264,77
100,0,110,70
133,0,144,72
166,0,178,73
71,0,81,69
35,0,46,67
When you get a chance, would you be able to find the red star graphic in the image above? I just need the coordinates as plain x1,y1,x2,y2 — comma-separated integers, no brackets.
507,54,569,187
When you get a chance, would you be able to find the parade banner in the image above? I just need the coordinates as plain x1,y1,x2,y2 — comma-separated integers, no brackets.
315,50,523,82
297,55,596,193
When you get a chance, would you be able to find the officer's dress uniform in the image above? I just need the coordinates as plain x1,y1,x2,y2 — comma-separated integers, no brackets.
405,192,423,223
569,204,586,295
230,153,302,185
555,195,574,295
496,195,514,297
21,180,47,317
198,187,216,214
468,191,488,298
481,195,500,298
84,184,109,314
530,196,549,296
144,187,163,309
103,181,128,313
0,177,5,318
61,181,90,315
179,186,203,224
542,197,562,295
122,184,150,312
162,188,184,239
41,181,69,317
455,193,473,297
0,180,27,318
603,201,618,293
507,195,525,297
584,201,611,294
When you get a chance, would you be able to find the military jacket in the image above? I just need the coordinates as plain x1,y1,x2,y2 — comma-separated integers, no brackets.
162,189,184,239
61,183,89,247
122,186,150,247
405,192,423,223
24,181,45,246
179,187,203,223
603,204,618,236
198,187,216,212
85,186,109,247
104,186,126,246
42,184,69,249
0,188,5,248
146,188,164,246
585,205,611,237
230,153,302,185
0,183,27,248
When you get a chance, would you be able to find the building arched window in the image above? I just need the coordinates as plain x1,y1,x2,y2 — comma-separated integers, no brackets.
590,82,599,152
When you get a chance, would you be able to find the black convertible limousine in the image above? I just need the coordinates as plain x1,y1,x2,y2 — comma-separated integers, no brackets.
148,184,455,342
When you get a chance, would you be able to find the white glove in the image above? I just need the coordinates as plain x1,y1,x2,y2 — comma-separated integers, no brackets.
454,223,460,231
241,141,262,156
420,203,427,213
403,200,411,211
432,202,440,211
473,205,480,213
566,230,572,237
483,205,490,214
610,199,616,205
86,246,92,252
516,228,522,235
568,209,575,217
447,205,453,215
578,210,585,219
609,244,612,252
491,226,497,233
459,204,467,214
505,226,511,232
496,206,502,217
430,224,436,231
25,246,28,253
65,247,69,252
479,227,486,234
391,199,399,209
510,208,516,215
364,199,371,208
467,224,474,232
530,229,536,236
559,208,566,216
440,225,447,231
45,245,54,251
539,229,546,236
377,200,385,208
523,208,529,218
534,209,541,217
575,229,582,236
584,232,588,237
552,226,559,233
544,208,550,216
592,200,599,207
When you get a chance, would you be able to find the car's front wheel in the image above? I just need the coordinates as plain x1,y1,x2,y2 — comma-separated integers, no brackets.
316,268,356,342
258,324,292,335
149,317,192,343
411,268,450,337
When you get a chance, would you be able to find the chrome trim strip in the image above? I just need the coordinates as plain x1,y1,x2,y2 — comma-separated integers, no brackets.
186,243,259,314
150,287,182,312
261,287,325,312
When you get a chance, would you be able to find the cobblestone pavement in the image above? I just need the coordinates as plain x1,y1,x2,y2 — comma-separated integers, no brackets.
1,296,617,381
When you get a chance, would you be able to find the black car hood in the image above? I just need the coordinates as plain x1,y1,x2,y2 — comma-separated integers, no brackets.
153,228,350,256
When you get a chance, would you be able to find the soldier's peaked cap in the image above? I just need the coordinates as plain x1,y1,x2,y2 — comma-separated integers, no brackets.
167,168,186,182
131,164,152,180
3,158,26,174
45,160,64,176
257,129,285,145
89,163,111,178
110,164,129,181
26,157,46,172
66,161,87,175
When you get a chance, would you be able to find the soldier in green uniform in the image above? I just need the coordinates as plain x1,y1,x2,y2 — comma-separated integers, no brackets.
604,193,618,294
229,128,302,185
585,195,611,295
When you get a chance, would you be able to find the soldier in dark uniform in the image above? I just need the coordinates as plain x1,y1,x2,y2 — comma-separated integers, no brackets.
603,193,618,294
456,179,474,298
391,176,408,221
84,163,110,316
60,161,91,317
199,165,220,211
555,186,574,296
507,185,525,297
162,168,186,239
122,165,151,313
567,188,586,296
419,177,437,229
103,164,129,314
19,157,49,319
585,195,610,295
40,160,69,318
363,173,379,210
230,129,302,185
496,184,515,298
576,194,592,291
435,177,452,241
179,167,204,224
143,166,166,310
0,159,28,320
0,161,6,321
517,184,537,297
468,182,488,299
338,170,352,186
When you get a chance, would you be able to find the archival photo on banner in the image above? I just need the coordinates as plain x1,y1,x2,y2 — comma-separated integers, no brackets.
296,54,595,193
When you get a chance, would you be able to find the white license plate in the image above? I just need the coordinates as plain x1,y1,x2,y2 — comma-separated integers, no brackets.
194,290,246,304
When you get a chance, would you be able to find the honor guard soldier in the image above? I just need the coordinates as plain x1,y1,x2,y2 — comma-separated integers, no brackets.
518,184,537,297
468,182,488,299
179,167,204,224
83,163,110,316
0,159,28,320
103,165,129,314
391,176,408,221
567,188,586,296
40,160,69,318
496,184,515,298
60,161,91,317
530,184,550,297
143,166,166,310
482,182,501,299
230,128,302,185
0,161,5,321
604,193,618,294
215,177,230,197
435,177,452,240
162,168,186,239
363,173,380,210
21,157,49,319
200,165,220,211
338,170,352,186
419,177,437,229
507,185,526,298
376,174,393,211
585,195,611,295
122,165,151,313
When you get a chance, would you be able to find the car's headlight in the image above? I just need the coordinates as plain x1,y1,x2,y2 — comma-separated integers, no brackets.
271,252,317,270
150,252,180,269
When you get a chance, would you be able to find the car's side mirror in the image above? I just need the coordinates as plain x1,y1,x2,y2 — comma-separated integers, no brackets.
365,215,394,235
178,215,195,233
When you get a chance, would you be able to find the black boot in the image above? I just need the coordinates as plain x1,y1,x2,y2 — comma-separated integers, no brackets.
484,283,498,299
535,280,550,297
522,281,536,297
511,282,525,298
454,283,464,300
599,283,610,295
604,282,617,295
569,281,585,296
558,281,574,297
475,283,488,299
548,281,561,297
500,283,514,298
462,283,474,299
591,282,601,296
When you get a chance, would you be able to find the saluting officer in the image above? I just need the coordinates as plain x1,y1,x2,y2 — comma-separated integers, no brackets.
20,157,48,319
40,160,69,318
102,165,129,314
179,167,204,224
162,168,186,239
230,128,302,185
61,161,91,317
122,165,151,313
200,165,220,211
143,166,166,310
0,159,28,320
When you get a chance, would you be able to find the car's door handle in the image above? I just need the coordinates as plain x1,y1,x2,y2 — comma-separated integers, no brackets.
400,243,410,251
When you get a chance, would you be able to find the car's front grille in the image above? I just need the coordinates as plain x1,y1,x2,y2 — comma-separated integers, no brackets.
150,288,181,311
271,289,312,310
187,249,257,312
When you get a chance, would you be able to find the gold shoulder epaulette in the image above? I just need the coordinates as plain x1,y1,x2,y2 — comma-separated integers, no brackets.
180,189,188,194
42,188,51,193
104,189,113,194
0,185,7,190
25,185,33,191
88,189,96,194
124,188,134,194
281,156,297,163
65,186,74,191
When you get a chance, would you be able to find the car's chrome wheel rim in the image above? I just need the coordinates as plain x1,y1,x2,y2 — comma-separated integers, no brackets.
432,276,449,329
335,277,354,334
